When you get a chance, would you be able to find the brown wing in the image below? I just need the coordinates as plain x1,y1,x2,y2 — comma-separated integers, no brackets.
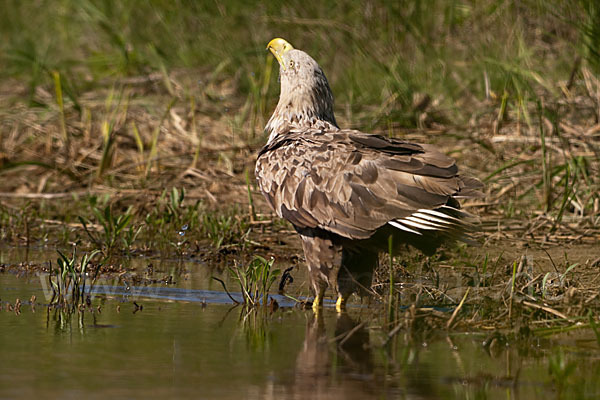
255,128,481,240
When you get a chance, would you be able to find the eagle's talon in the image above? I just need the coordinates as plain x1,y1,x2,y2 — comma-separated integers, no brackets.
311,294,322,313
335,296,347,313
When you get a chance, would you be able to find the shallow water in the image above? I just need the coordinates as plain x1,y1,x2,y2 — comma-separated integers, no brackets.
2,250,600,399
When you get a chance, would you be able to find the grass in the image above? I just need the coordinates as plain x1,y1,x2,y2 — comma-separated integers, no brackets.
48,247,102,308
0,0,600,329
79,199,134,255
0,1,596,118
0,1,597,220
228,255,281,307
202,209,250,250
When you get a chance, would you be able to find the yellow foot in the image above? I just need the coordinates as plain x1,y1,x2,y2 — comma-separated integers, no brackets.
312,294,322,313
335,295,347,313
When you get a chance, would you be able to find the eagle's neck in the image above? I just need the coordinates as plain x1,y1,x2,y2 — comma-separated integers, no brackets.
265,70,339,144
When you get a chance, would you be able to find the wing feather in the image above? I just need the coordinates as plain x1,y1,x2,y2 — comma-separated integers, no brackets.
255,128,481,240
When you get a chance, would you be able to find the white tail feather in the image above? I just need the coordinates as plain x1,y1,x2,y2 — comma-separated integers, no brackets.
400,218,443,230
411,211,455,225
417,208,462,222
389,206,477,238
388,220,422,235
404,216,447,229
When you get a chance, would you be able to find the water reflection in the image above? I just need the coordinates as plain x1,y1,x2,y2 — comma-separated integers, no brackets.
292,313,378,399
3,267,600,399
291,312,453,399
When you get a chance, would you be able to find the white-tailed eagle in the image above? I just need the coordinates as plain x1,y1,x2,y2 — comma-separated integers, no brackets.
256,38,482,312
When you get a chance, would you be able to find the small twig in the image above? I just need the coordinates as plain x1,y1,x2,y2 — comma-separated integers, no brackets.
78,217,102,248
248,220,273,225
341,265,382,300
337,321,368,347
541,248,560,275
508,261,518,322
446,287,470,330
211,277,240,304
521,300,570,320
383,321,405,347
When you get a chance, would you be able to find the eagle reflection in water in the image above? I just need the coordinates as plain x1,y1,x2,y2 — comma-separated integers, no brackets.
290,313,438,400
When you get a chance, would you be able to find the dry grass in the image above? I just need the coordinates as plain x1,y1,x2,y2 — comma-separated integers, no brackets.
1,55,599,261
0,0,599,333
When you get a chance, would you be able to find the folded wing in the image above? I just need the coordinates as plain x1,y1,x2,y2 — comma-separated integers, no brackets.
255,128,482,241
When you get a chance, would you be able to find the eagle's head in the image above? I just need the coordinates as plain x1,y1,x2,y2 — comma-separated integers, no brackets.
265,38,338,142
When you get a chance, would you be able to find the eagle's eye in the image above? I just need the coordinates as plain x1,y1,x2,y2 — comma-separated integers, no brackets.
289,60,295,69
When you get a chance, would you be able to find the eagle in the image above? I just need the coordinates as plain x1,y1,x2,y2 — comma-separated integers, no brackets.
255,38,482,312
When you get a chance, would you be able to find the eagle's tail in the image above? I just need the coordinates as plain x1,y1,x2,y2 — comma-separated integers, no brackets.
388,205,479,246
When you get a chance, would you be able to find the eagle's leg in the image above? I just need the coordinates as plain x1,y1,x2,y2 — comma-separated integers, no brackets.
312,287,325,312
336,248,378,312
335,295,347,313
299,231,342,312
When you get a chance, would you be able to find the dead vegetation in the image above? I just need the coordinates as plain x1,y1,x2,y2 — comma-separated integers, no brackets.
0,0,599,337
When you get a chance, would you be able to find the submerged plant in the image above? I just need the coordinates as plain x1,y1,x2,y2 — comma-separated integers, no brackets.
238,306,273,351
229,256,280,307
548,348,577,395
49,248,102,308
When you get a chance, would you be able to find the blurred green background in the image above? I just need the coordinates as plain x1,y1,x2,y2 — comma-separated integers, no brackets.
1,0,597,127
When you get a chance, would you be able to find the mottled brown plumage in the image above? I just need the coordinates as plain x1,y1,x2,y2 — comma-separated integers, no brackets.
256,38,482,311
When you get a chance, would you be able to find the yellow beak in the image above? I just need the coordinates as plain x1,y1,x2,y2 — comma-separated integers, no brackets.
267,38,294,70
